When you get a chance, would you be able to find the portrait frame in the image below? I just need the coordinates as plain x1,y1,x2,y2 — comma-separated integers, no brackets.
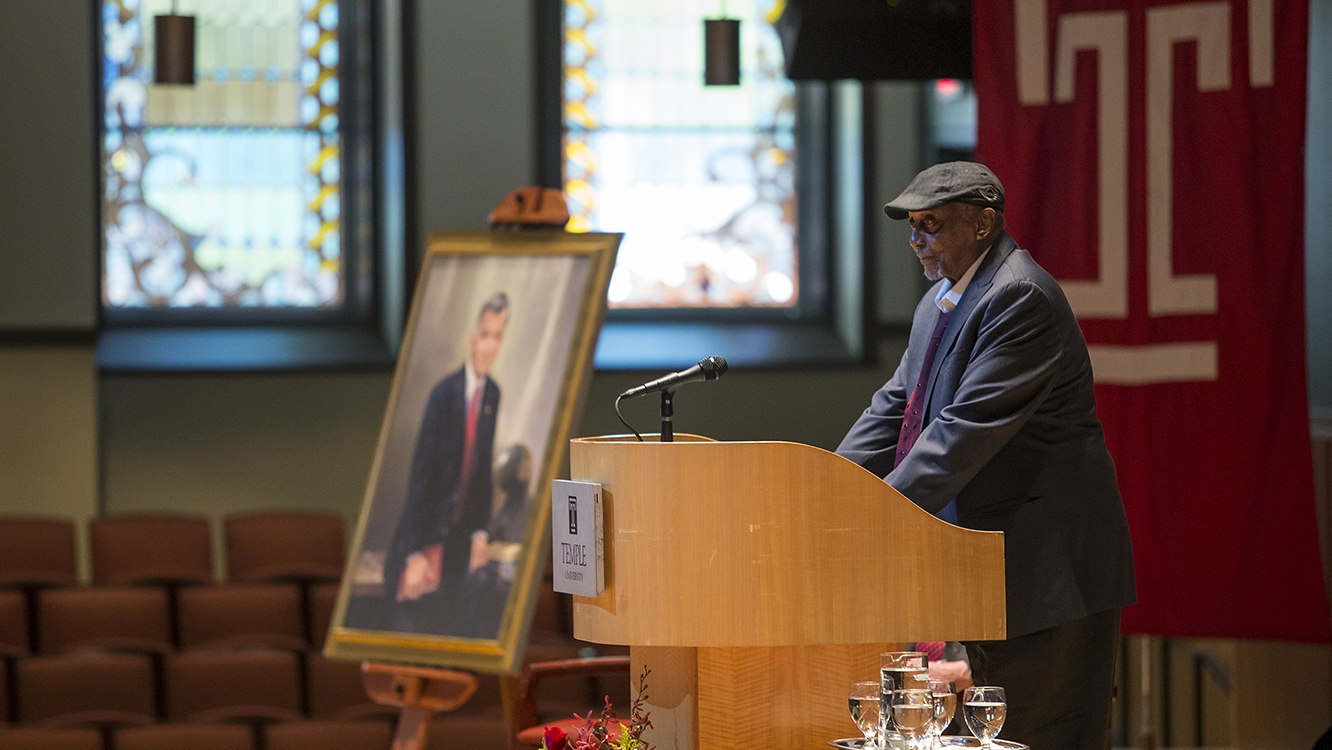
325,230,620,673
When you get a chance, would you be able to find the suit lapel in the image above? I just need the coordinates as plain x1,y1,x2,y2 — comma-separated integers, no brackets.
921,233,1018,415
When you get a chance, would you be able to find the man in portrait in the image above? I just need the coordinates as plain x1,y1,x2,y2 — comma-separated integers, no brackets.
451,443,533,639
384,291,509,635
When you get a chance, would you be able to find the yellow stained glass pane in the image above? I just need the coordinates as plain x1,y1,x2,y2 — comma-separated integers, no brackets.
102,0,341,308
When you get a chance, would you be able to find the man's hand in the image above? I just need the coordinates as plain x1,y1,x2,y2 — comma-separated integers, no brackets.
468,531,490,574
929,659,973,691
397,547,442,601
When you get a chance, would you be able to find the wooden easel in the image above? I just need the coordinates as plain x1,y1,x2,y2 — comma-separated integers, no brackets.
356,186,577,750
362,661,482,750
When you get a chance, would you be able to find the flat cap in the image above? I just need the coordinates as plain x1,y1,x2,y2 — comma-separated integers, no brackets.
883,161,1005,220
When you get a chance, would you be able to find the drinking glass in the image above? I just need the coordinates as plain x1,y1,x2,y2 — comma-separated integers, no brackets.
927,678,956,747
962,686,1007,749
879,651,929,736
849,680,881,749
889,689,934,750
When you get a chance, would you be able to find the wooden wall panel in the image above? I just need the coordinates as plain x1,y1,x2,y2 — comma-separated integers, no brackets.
1314,419,1332,601
632,646,700,750
695,644,891,750
1316,414,1332,734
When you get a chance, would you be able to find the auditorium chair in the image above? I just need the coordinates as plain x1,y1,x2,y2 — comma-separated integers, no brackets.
14,652,157,727
224,512,345,585
163,649,303,723
509,655,631,748
428,714,512,750
526,572,595,663
0,517,79,656
304,654,396,722
0,589,28,658
225,512,345,648
523,575,630,714
114,722,255,750
37,586,173,656
0,727,103,750
89,515,214,587
0,656,8,723
0,590,25,725
0,518,79,589
451,670,505,720
176,584,306,652
306,581,338,651
265,719,394,750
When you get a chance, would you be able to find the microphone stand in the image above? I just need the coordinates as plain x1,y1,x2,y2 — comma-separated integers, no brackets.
660,390,674,443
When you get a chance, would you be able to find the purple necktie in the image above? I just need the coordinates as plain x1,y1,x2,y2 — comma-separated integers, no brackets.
895,310,951,468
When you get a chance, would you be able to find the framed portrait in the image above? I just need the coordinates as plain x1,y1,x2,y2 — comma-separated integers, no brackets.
326,231,620,673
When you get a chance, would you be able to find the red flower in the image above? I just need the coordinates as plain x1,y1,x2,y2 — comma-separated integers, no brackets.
542,725,569,750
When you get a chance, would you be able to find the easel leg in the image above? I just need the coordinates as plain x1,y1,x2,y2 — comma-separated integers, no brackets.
362,662,477,750
500,673,521,750
393,704,435,750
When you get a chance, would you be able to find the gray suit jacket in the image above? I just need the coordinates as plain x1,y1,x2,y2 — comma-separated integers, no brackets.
837,232,1135,638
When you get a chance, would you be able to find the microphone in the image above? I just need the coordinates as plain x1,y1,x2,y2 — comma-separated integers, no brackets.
618,356,728,399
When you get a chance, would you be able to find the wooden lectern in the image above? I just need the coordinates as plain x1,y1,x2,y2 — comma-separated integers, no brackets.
569,436,1007,750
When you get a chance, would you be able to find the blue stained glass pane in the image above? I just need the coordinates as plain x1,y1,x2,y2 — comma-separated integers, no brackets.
102,0,342,309
564,0,797,308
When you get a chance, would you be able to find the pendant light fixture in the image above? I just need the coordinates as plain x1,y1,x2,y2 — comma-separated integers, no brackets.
154,1,196,85
704,2,740,87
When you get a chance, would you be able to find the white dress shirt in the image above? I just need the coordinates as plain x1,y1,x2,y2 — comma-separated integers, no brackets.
464,361,484,403
934,247,992,313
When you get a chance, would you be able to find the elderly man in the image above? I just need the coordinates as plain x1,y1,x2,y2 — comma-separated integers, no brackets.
386,291,509,635
837,162,1135,749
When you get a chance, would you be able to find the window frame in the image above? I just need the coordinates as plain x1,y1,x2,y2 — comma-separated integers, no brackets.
536,0,873,370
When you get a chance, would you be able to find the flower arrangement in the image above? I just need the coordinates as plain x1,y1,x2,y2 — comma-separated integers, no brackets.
540,666,655,750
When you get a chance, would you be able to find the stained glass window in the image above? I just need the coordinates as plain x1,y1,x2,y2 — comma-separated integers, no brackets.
102,0,342,308
565,0,797,308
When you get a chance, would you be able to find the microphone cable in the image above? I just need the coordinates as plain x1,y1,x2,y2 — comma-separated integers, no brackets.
614,394,643,442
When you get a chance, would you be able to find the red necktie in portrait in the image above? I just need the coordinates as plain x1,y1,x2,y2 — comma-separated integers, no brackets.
895,311,951,468
453,381,484,524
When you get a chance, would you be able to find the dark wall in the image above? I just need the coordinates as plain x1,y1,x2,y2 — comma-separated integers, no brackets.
413,0,536,240
99,372,390,522
0,2,97,330
0,4,102,575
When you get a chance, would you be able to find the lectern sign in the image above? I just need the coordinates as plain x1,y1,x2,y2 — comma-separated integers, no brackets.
551,480,604,596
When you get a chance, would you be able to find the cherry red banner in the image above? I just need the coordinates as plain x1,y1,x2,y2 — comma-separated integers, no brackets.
975,0,1330,641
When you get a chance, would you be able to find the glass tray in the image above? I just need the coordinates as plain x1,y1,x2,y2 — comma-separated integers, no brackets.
828,737,1029,749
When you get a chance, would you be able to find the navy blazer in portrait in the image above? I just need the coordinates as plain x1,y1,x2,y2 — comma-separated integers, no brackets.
385,365,501,601
837,232,1135,639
